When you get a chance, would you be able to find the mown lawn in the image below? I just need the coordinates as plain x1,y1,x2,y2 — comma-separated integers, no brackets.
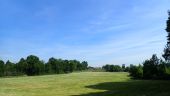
0,72,170,96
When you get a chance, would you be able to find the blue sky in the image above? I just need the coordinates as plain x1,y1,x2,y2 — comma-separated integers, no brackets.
0,0,170,67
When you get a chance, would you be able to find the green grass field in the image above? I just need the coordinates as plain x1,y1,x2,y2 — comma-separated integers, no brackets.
0,72,170,96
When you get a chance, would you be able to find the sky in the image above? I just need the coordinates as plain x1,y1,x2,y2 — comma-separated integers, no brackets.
0,0,170,67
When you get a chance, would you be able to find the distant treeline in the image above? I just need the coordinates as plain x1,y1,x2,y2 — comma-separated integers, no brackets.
0,55,88,77
102,54,170,80
102,64,129,72
129,54,170,80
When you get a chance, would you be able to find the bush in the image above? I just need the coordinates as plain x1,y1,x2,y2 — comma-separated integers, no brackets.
129,65,143,79
102,64,122,72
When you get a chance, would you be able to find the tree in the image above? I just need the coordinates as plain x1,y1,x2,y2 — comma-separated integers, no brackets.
112,65,122,72
0,56,88,77
163,11,170,62
39,60,45,75
16,58,27,75
129,64,137,77
143,54,159,79
124,66,130,72
63,60,71,73
0,60,4,77
47,58,66,74
102,64,122,72
25,55,43,76
81,61,88,70
47,57,57,74
122,64,125,71
157,60,167,79
75,60,82,71
4,60,16,76
102,64,110,72
45,62,52,74
129,64,143,79
69,60,78,72
135,65,143,78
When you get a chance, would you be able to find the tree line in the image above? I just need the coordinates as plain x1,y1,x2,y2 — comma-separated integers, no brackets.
102,64,129,72
129,11,170,80
0,55,88,77
102,54,170,80
102,11,170,80
129,54,170,79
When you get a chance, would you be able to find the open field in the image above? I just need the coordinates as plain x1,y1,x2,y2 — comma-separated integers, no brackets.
0,72,170,96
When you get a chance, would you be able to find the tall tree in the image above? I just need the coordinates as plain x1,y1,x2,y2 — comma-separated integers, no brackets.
26,55,42,76
69,60,77,72
81,61,88,70
143,54,159,79
163,11,170,62
47,58,58,74
0,60,5,77
16,58,27,75
4,60,15,76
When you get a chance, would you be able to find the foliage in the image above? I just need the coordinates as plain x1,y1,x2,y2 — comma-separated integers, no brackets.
163,11,170,61
124,66,130,72
129,54,170,80
0,55,88,77
102,64,123,72
0,60,4,77
129,12,170,80
143,54,159,79
4,60,17,76
129,64,143,79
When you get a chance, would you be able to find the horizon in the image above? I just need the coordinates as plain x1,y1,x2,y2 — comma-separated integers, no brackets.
0,0,170,67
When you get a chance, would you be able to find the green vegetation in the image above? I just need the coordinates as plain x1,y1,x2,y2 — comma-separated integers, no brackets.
128,12,170,80
102,64,129,72
0,55,88,77
0,72,170,96
102,64,123,72
129,54,170,79
163,11,170,61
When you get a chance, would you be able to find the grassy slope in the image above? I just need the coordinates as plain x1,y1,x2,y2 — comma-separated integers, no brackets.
0,72,170,96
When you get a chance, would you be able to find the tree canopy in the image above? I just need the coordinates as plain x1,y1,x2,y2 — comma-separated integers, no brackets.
0,55,88,77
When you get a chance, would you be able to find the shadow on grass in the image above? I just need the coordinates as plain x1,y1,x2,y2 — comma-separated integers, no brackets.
72,80,170,96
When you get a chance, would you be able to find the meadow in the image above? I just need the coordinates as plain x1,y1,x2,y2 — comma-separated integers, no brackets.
0,72,170,96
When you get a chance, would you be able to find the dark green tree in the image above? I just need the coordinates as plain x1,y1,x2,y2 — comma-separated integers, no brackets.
45,62,52,74
129,64,143,79
124,66,130,72
63,60,70,73
0,56,88,77
47,58,64,74
102,64,122,72
16,58,27,75
25,55,43,76
163,11,170,62
102,64,111,72
75,60,82,71
0,60,5,77
4,60,16,76
69,60,77,72
47,57,57,73
39,60,45,74
157,59,167,79
81,61,88,70
143,54,159,79
112,65,122,72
